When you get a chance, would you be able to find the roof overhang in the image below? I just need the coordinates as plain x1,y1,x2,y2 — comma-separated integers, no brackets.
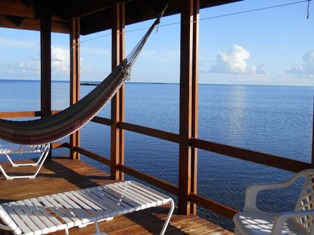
0,0,241,35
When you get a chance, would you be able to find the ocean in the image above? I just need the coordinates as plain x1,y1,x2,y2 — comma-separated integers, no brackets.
0,79,313,230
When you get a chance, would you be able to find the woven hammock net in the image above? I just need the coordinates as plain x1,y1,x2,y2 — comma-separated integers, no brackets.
0,3,167,145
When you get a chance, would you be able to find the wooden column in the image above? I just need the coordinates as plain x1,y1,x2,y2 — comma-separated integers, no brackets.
70,17,81,160
40,1,51,118
110,2,125,180
178,0,199,215
39,1,52,158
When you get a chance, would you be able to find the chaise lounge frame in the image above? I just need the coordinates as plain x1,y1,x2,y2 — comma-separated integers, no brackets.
0,180,174,235
0,143,50,180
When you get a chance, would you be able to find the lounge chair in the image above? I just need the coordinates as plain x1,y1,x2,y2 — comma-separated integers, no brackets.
0,143,50,180
0,180,174,235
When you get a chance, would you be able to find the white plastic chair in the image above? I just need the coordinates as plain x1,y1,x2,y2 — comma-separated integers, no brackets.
233,169,314,235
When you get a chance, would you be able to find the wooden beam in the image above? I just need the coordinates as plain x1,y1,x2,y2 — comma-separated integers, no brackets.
71,0,112,18
0,0,34,18
0,111,41,119
0,110,59,119
40,1,51,118
0,0,66,21
178,0,199,215
189,193,238,219
190,0,199,215
110,2,125,181
70,0,134,18
92,116,112,126
5,16,24,26
136,0,160,14
75,147,111,166
69,17,81,160
118,164,179,196
191,138,311,173
0,16,69,33
118,122,180,143
39,1,52,159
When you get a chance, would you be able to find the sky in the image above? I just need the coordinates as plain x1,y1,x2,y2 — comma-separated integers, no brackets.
0,0,313,86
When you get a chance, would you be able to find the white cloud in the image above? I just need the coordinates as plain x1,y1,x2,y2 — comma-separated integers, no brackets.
209,44,265,74
51,46,69,73
287,50,314,75
6,46,70,75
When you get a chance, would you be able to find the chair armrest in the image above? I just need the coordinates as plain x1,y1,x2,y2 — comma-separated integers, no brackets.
244,182,289,211
271,210,314,235
244,170,311,211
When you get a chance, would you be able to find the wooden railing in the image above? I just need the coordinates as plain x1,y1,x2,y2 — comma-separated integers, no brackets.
1,110,312,220
0,110,59,119
0,111,42,118
87,116,312,219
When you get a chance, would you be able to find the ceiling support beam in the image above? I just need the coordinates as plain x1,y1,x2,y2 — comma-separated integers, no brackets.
0,16,69,33
71,0,131,18
178,0,200,215
69,17,81,160
5,16,24,26
40,1,52,159
110,2,126,181
0,0,34,18
40,1,52,118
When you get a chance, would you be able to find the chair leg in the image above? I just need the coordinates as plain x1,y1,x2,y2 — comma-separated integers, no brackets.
159,199,175,235
64,227,69,235
89,222,108,235
234,227,241,235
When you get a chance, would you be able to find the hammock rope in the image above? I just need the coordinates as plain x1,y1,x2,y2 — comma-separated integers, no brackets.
0,1,168,145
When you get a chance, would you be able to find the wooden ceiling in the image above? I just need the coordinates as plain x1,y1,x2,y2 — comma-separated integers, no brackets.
0,0,239,35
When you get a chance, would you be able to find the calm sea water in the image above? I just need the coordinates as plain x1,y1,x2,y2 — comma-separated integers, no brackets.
0,79,313,230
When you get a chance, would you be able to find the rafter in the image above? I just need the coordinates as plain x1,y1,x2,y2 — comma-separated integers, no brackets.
0,0,240,35
0,0,34,18
71,0,113,18
5,16,24,26
136,0,164,15
0,16,69,33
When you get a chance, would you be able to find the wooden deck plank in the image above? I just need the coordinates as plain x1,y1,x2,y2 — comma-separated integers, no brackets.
0,156,233,235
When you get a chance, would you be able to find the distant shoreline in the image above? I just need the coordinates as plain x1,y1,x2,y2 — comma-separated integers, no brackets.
80,82,100,86
0,79,311,88
80,81,171,86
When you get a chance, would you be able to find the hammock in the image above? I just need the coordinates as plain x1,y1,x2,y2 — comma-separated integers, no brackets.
0,3,168,145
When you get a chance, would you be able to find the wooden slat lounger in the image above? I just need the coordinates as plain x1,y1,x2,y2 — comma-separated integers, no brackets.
0,181,174,235
0,143,50,180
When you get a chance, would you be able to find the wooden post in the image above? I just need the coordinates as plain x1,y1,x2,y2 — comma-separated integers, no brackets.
178,0,199,215
110,2,125,180
191,0,199,215
40,1,52,158
40,1,51,118
70,17,81,160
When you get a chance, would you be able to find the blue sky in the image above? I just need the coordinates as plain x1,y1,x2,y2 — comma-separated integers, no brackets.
0,0,313,86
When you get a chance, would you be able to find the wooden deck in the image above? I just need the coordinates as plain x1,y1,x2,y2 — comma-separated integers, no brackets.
0,156,233,235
